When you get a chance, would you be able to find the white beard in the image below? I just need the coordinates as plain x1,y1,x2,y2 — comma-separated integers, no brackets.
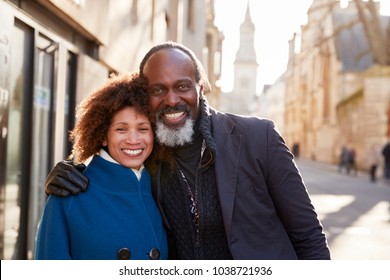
155,118,194,147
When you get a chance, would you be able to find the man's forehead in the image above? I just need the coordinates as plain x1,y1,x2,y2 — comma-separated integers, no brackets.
143,50,196,81
146,48,191,65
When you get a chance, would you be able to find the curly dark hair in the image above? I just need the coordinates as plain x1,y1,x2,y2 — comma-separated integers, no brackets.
68,72,150,164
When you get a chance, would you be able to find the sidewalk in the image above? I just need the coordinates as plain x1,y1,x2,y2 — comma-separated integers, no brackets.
295,158,390,188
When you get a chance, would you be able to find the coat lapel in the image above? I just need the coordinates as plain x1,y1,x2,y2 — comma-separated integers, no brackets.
211,110,241,237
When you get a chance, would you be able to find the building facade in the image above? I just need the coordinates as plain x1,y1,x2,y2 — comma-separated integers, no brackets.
257,74,286,137
284,0,390,169
0,0,223,259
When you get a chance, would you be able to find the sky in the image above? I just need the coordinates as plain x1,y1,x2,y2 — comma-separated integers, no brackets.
214,0,390,93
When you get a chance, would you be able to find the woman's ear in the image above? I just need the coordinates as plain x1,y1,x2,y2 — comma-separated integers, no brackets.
102,138,107,146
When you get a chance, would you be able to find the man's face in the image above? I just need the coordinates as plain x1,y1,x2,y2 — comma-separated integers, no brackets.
142,49,202,147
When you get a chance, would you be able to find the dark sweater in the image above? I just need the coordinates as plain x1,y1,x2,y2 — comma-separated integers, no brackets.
158,98,232,259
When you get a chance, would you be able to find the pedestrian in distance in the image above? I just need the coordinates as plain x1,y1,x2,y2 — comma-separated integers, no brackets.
348,147,357,176
338,145,350,175
292,142,300,159
44,41,330,260
382,139,390,181
35,73,168,260
368,144,380,183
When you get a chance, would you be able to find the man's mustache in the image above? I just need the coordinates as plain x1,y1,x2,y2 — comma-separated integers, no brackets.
156,105,191,119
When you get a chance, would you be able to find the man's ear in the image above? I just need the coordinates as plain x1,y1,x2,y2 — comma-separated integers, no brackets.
199,84,204,97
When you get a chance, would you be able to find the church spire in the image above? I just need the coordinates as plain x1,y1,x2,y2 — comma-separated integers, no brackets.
235,1,256,62
230,0,258,115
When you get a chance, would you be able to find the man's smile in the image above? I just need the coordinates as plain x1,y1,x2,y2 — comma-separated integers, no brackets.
158,106,190,127
164,111,185,120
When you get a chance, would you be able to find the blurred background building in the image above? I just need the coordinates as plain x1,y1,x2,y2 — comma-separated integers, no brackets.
0,0,389,260
257,0,390,170
220,2,258,115
283,0,390,168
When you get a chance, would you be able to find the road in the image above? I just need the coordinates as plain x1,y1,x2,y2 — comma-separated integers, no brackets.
296,159,390,260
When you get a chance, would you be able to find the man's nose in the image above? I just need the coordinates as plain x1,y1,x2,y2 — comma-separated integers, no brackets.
165,89,180,107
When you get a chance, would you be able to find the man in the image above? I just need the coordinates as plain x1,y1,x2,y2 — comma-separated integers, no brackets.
45,41,330,260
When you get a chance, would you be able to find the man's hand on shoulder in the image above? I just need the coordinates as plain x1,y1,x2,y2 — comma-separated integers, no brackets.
45,160,89,196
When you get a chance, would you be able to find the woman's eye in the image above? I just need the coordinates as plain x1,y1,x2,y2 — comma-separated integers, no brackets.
139,127,151,132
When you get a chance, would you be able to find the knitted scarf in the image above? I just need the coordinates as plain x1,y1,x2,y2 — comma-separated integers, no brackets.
158,98,232,259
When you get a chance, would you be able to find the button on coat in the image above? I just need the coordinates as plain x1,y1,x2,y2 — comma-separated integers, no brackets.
148,248,160,260
117,248,131,260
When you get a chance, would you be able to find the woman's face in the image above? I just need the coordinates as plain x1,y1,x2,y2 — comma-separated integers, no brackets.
103,107,153,170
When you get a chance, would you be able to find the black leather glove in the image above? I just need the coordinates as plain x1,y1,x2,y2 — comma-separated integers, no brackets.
45,160,89,196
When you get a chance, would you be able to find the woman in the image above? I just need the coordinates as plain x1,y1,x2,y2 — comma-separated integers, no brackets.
35,72,168,260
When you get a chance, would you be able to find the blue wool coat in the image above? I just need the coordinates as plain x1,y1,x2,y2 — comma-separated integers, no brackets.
35,155,168,260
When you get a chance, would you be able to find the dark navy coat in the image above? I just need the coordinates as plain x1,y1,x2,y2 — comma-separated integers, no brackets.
154,107,330,260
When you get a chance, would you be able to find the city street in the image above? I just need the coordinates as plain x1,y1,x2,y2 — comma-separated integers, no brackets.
296,159,390,260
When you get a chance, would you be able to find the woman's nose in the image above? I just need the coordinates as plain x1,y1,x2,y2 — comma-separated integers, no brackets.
126,131,139,143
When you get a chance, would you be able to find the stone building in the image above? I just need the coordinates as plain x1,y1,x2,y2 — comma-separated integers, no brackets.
284,0,390,169
257,74,286,137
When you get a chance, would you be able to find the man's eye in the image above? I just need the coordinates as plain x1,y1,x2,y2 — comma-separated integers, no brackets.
177,84,191,91
149,88,165,95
